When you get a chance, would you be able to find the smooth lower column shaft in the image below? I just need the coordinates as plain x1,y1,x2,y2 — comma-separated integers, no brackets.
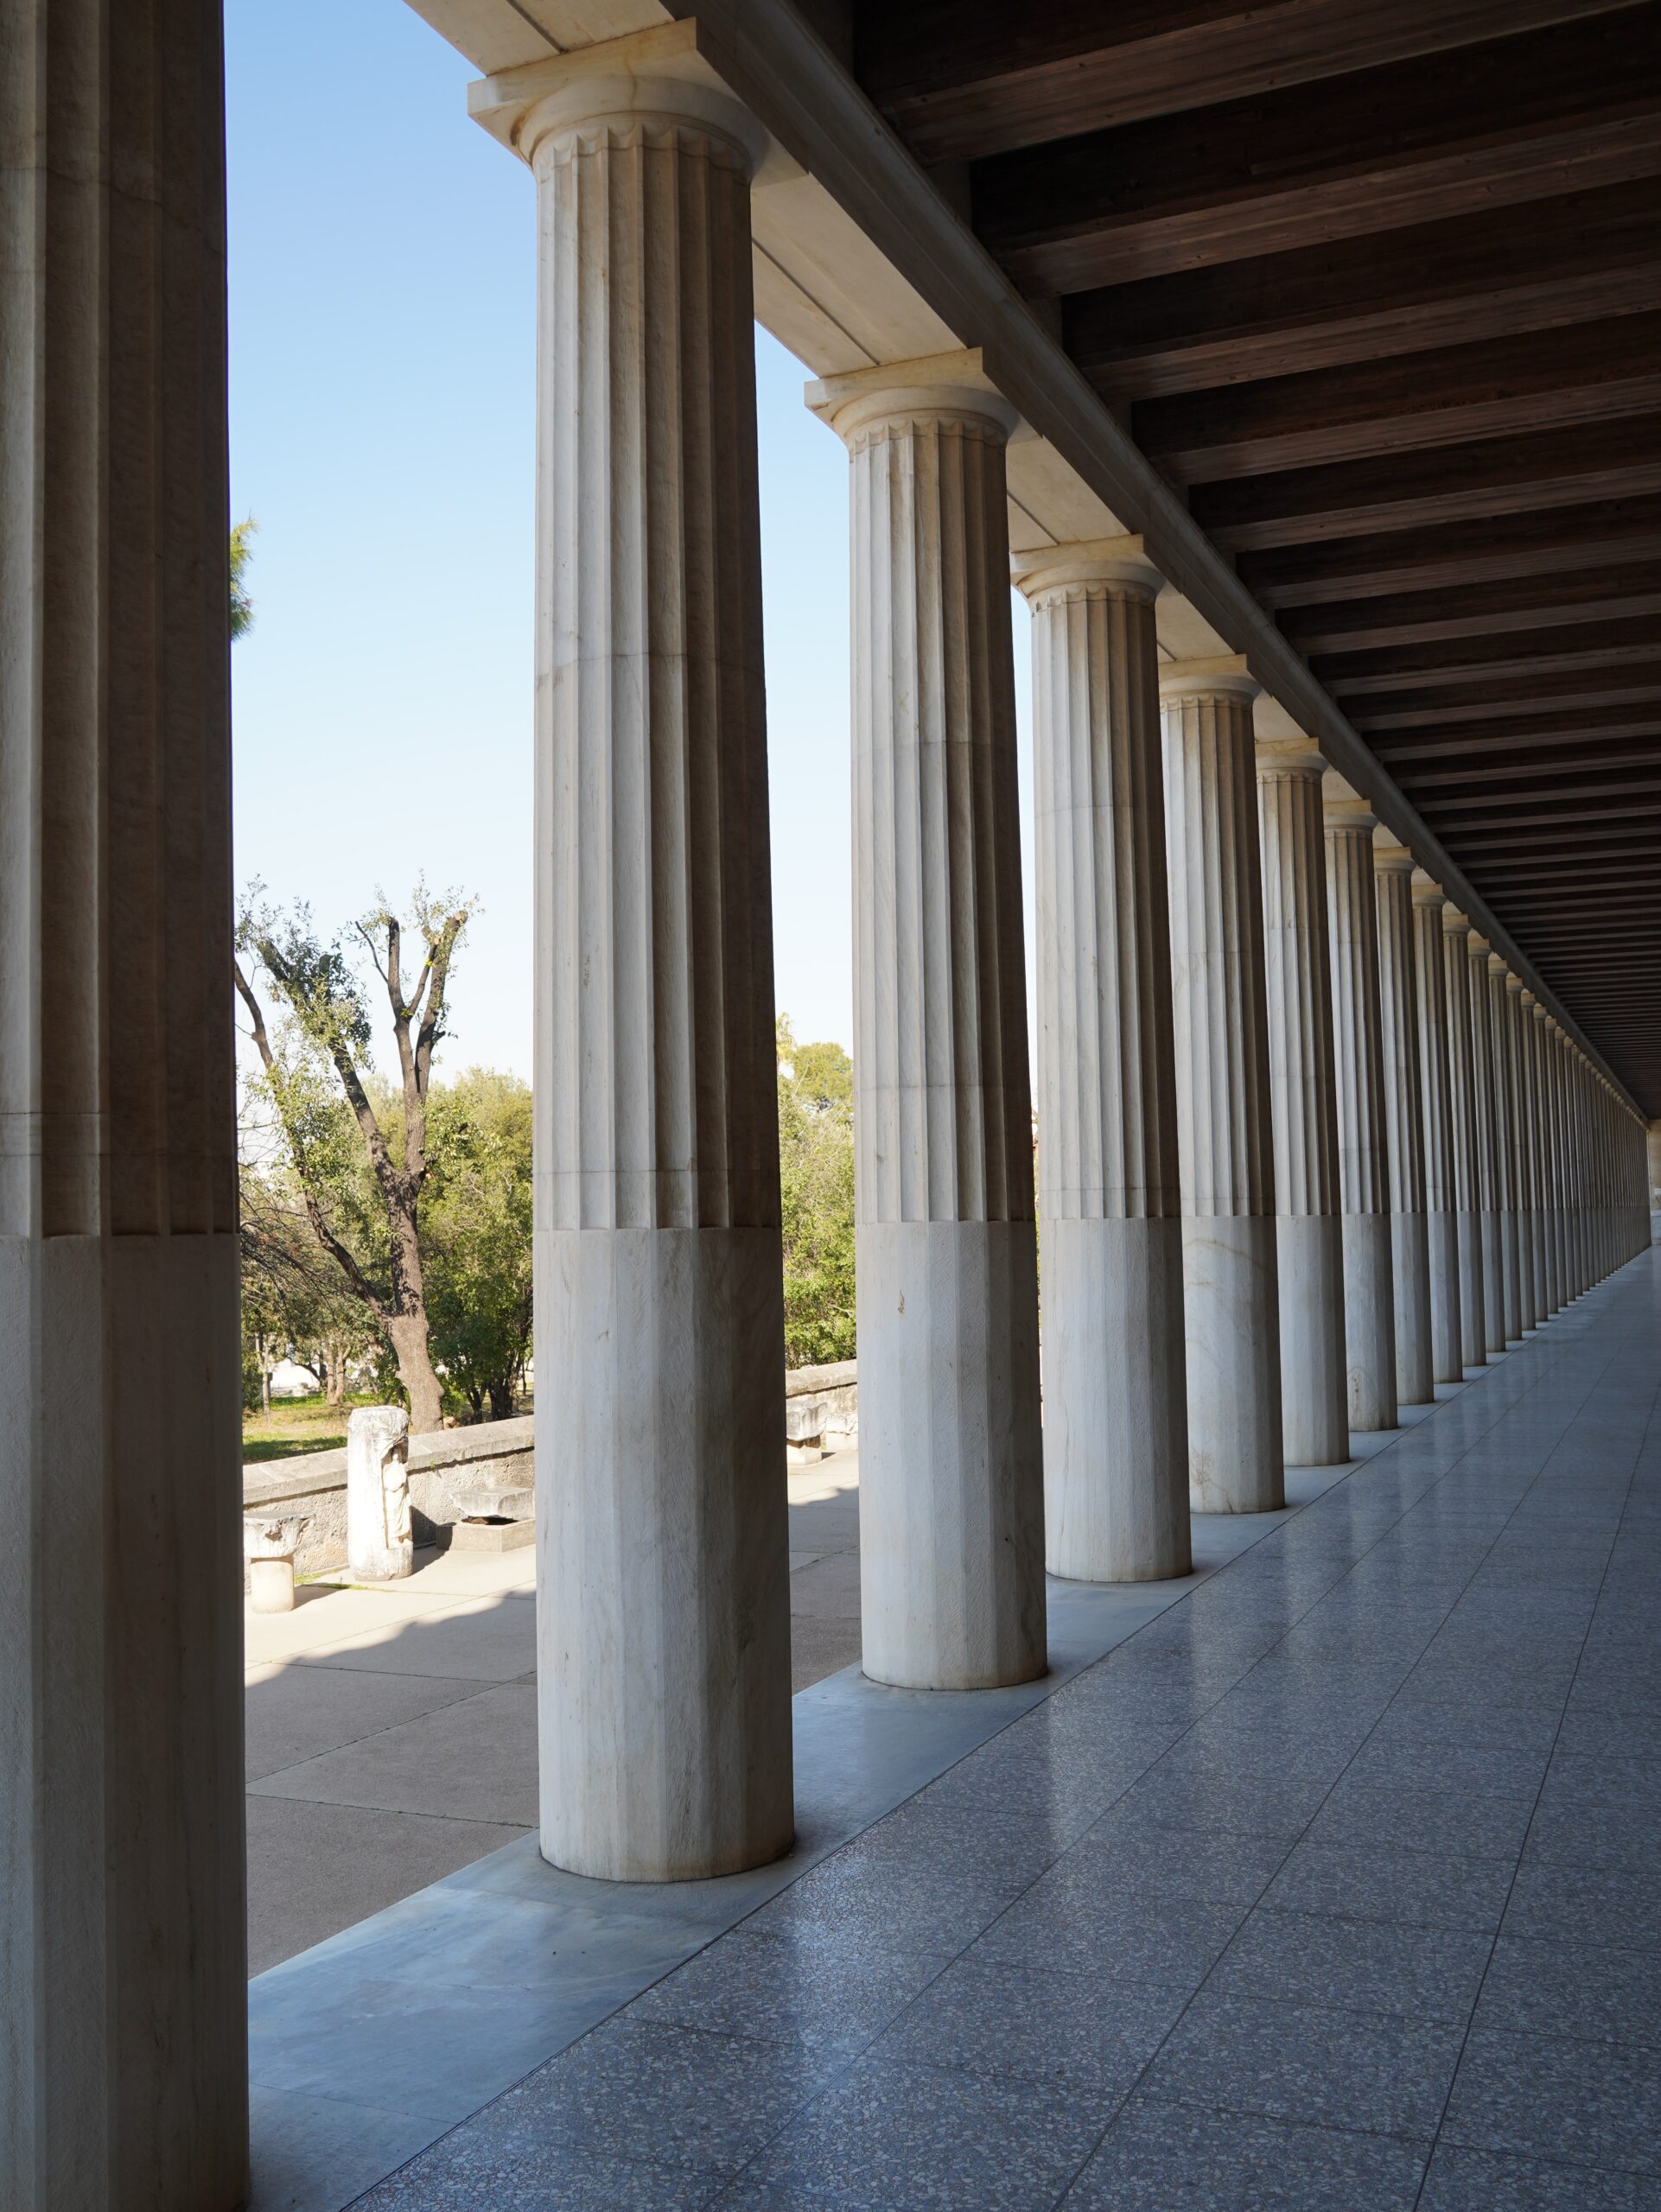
1441,908,1488,1367
1412,872,1464,1383
1373,839,1435,1404
506,60,794,1878
814,351,1044,1688
1324,783,1397,1431
1016,541,1190,1583
1162,664,1285,1512
2,4,249,2199
1259,744,1349,1465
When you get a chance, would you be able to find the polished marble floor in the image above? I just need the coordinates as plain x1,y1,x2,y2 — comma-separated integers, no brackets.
307,1250,1659,2210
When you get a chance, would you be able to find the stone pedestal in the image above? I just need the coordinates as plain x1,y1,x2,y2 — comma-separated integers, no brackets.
1441,909,1488,1368
245,1516,310,1613
1324,782,1396,1432
1487,955,1525,1343
1465,932,1508,1356
347,1407,414,1581
812,352,1044,1687
1,6,248,2198
1015,541,1189,1583
1161,664,1285,1513
485,51,794,1877
1372,839,1434,1404
1259,743,1348,1465
1412,872,1464,1383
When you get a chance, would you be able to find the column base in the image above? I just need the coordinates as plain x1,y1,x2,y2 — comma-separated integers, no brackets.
856,1218,1047,1690
1277,1213,1351,1465
1342,1211,1397,1431
536,1224,794,1882
1181,1214,1285,1514
1041,1215,1191,1584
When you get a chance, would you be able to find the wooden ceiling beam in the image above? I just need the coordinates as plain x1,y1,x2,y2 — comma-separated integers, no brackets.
1193,413,1661,550
981,11,1661,294
1238,498,1661,606
1419,778,1661,822
1373,718,1661,764
858,0,1633,162
1395,744,1661,793
1136,315,1661,482
1315,613,1661,693
1279,569,1661,652
1065,178,1661,398
1349,668,1661,729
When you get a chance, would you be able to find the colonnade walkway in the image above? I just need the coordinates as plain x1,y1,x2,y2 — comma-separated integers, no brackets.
252,1249,1661,2211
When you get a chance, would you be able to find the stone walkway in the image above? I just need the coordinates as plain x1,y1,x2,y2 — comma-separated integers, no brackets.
344,1251,1661,2210
245,1458,860,1971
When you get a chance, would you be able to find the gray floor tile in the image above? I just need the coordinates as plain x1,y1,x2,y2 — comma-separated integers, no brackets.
865,1955,1191,2093
1264,1839,1517,1935
1063,1817,1290,1908
354,2126,724,2209
627,1924,947,2055
1420,2142,1661,2209
1305,1776,1535,1864
739,2051,1104,2210
969,1873,1247,1984
1105,1761,1329,1843
1505,1860,1661,1951
1142,1989,1464,2140
1477,1935,1661,2049
1063,2095,1428,2210
742,1849,1023,1957
1443,2025,1661,2173
245,1665,485,1783
1210,1906,1494,2024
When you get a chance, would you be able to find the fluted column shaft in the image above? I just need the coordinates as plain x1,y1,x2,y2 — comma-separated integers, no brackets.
818,357,1044,1688
1465,933,1507,1355
515,67,793,1878
1162,669,1285,1511
1324,794,1397,1430
2,4,248,2200
1441,911,1487,1367
1258,749,1348,1465
1373,844,1435,1403
1487,957,1524,1341
1412,874,1463,1382
1505,975,1543,1327
1533,1005,1564,1313
1017,544,1189,1582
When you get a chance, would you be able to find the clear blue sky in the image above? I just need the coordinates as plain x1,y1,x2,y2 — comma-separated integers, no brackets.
226,0,1032,1080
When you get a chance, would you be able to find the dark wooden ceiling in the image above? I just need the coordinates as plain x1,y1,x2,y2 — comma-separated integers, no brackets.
855,0,1661,1114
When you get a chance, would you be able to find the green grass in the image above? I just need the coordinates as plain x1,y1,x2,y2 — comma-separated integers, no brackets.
242,1389,379,1465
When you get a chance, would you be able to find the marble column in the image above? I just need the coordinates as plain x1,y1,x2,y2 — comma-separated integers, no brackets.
1323,783,1396,1430
1257,741,1348,1465
494,55,794,1878
812,352,1044,1687
1441,908,1488,1368
1015,540,1190,1582
1412,873,1464,1382
1533,1003,1564,1314
1487,954,1524,1343
2,2,249,2200
1161,662,1285,1512
1506,975,1543,1328
1465,931,1508,1355
1373,841,1435,1404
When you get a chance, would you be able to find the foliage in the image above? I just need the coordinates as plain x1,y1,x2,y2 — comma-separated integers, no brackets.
423,1070,535,1419
230,518,257,639
776,1016,856,1366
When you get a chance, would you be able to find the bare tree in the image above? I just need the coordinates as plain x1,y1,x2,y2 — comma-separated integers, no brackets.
234,885,473,1433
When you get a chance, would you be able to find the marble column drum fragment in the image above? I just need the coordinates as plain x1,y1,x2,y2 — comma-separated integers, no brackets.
811,353,1044,1688
1412,871,1464,1384
1258,745,1349,1465
1015,539,1190,1583
1372,837,1435,1405
502,58,794,1878
1465,931,1508,1356
1441,908,1488,1369
1323,782,1397,1433
1161,664,1285,1514
1,3,249,2198
1488,954,1525,1343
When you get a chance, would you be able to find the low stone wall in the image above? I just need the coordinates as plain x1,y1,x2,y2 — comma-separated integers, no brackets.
243,1417,534,1583
244,1366,859,1581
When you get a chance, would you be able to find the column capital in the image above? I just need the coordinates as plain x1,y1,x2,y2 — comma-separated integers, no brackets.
1489,950,1510,977
1010,533,1163,605
1158,652,1258,705
1410,868,1446,910
469,20,771,175
1505,970,1526,995
1372,828,1416,874
805,347,1020,446
1467,929,1492,957
1321,767,1377,833
1255,733,1327,779
1442,906,1473,939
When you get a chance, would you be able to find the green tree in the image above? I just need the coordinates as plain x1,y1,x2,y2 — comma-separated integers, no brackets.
423,1069,534,1420
230,518,257,639
776,1017,856,1366
234,883,474,1433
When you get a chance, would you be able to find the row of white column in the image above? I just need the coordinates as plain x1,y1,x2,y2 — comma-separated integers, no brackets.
498,58,1655,1885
